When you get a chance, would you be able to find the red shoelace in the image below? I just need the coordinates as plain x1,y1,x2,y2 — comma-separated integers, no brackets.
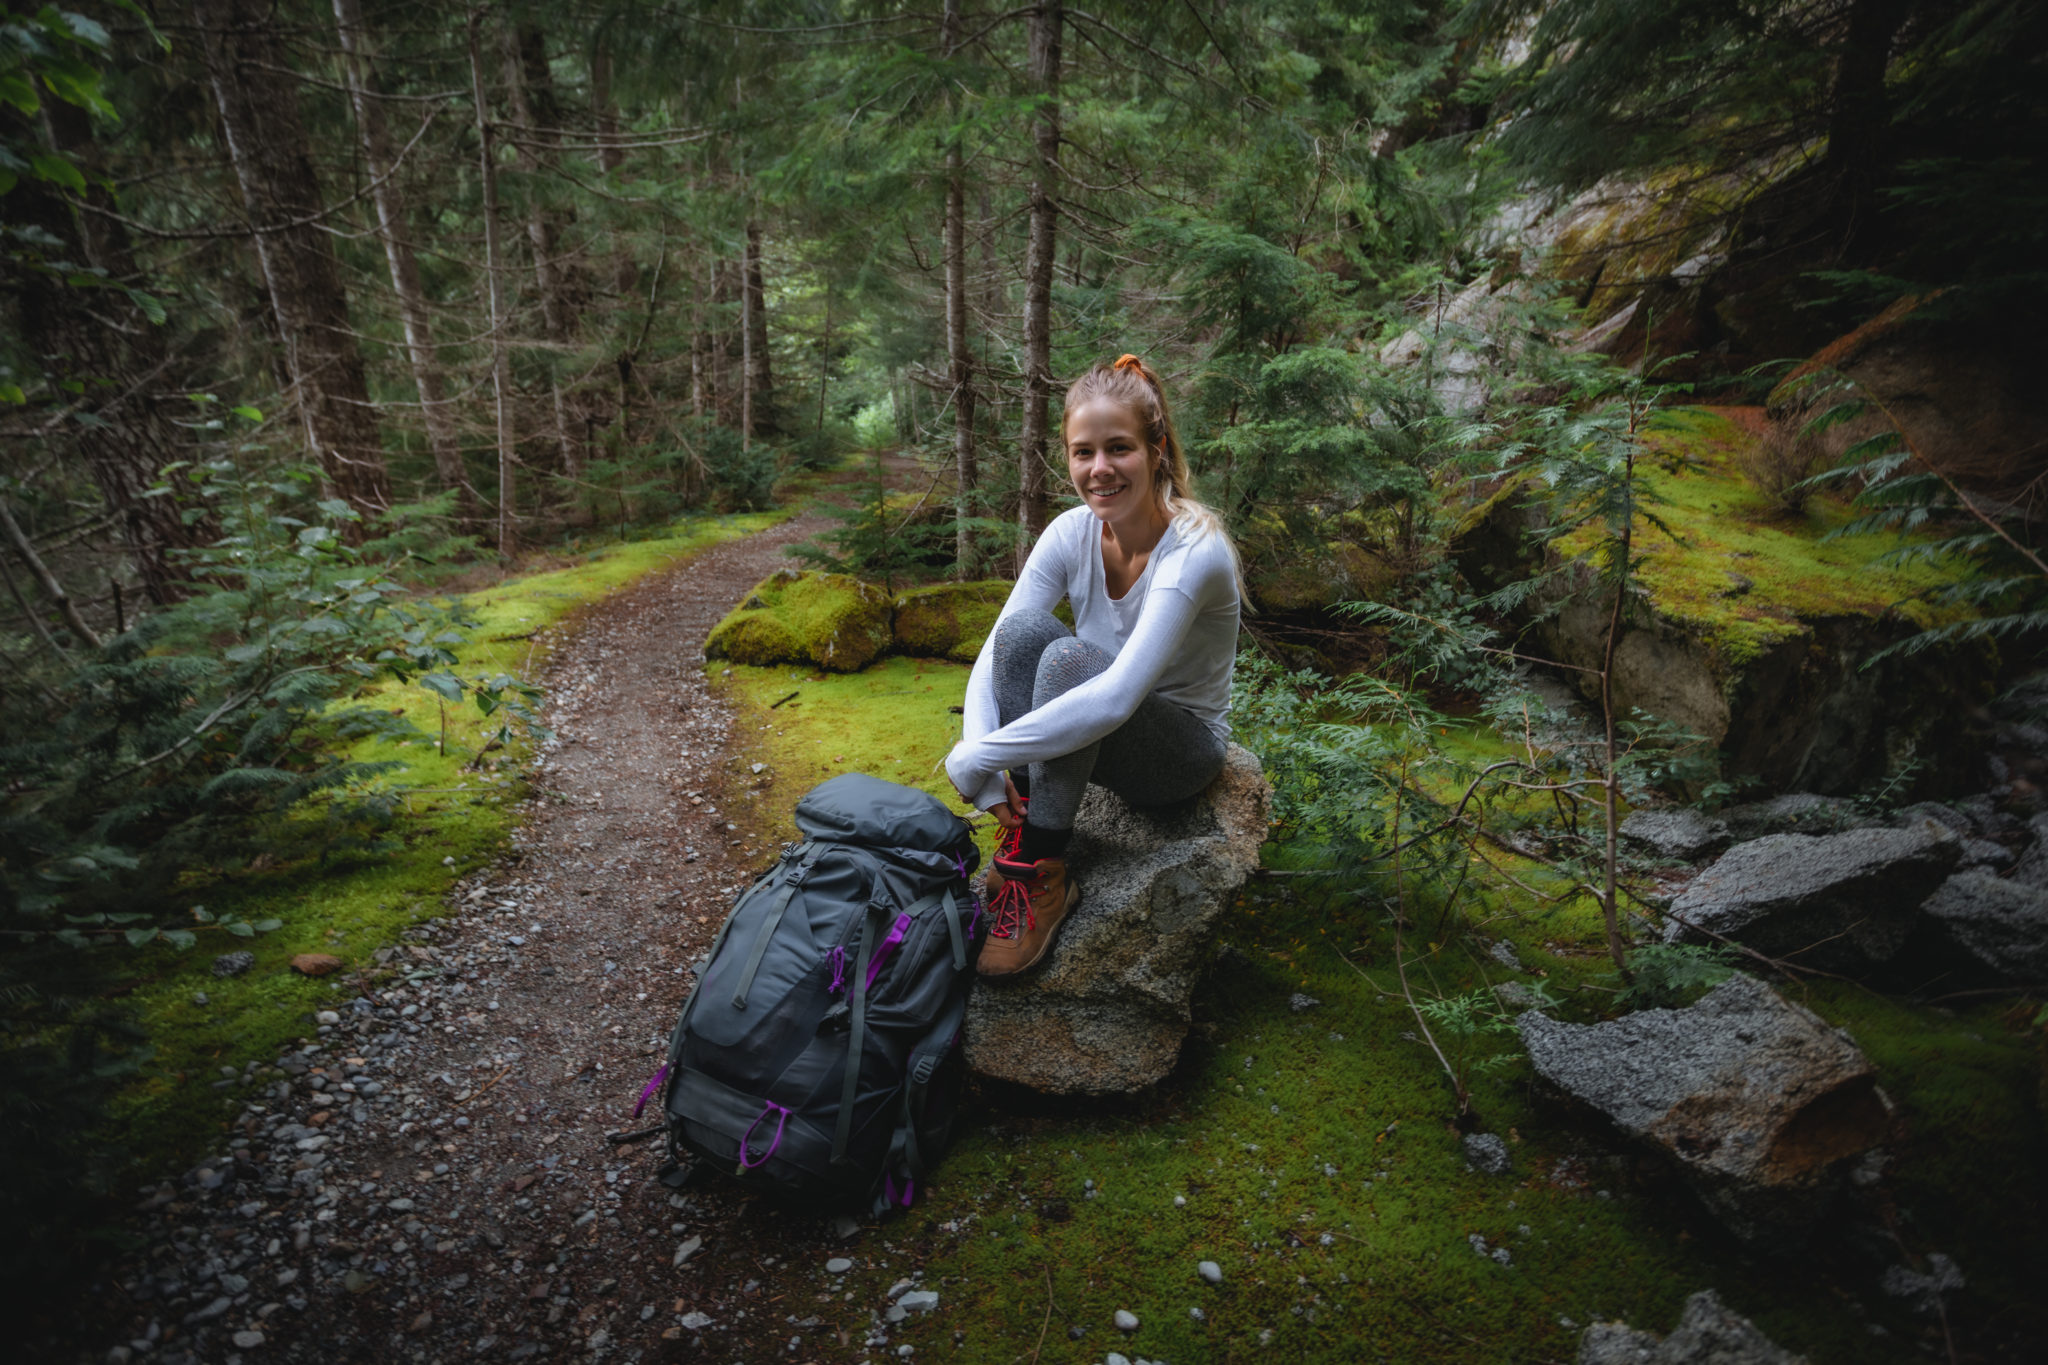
986,871,1036,941
995,797,1028,862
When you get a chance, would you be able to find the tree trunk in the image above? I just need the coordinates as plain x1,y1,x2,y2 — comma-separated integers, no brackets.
589,43,639,297
740,239,755,448
1825,0,1910,238
944,0,977,579
468,10,516,555
744,222,773,442
500,24,579,479
1017,0,1062,568
193,0,389,517
331,0,476,526
26,102,209,605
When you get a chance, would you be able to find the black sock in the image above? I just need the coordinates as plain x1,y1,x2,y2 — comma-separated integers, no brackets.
1016,822,1071,863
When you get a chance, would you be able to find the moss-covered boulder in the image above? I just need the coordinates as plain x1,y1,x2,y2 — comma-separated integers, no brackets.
891,579,1011,662
704,569,894,673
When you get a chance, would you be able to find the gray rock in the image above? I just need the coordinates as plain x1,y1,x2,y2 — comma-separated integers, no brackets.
963,746,1270,1092
1463,1132,1511,1176
1879,1252,1964,1316
1720,793,1875,841
1666,819,1960,969
1957,837,2013,872
1891,802,1973,836
1287,992,1320,1013
825,1257,853,1275
678,1311,712,1330
1493,981,1540,1012
230,1331,265,1350
1922,872,2048,984
212,952,256,979
1521,974,1889,1243
898,1290,939,1312
1488,939,1524,972
2006,813,2048,890
1113,1309,1139,1332
1578,1290,1806,1364
1621,809,1729,862
1197,1260,1222,1285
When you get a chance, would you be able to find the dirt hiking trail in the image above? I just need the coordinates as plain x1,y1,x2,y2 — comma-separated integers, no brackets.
77,511,958,1365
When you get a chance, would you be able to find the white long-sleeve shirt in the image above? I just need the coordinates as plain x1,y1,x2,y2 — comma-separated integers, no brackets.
943,505,1241,811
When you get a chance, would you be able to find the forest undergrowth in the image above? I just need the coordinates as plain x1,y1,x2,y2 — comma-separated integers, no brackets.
715,640,2044,1364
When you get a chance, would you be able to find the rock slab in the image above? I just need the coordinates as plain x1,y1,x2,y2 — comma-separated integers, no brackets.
1579,1289,1806,1364
1621,809,1729,862
962,745,1269,1093
1922,871,2048,985
1665,819,1959,969
1520,974,1889,1242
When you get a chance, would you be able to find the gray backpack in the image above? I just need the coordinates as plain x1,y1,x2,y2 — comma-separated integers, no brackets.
638,773,982,1215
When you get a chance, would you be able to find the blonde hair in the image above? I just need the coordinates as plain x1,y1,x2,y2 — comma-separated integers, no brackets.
1062,355,1244,594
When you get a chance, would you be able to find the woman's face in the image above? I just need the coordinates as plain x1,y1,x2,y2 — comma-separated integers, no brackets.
1065,398,1162,532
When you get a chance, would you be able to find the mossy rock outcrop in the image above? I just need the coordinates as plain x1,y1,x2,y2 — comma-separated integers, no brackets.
891,580,1011,663
704,569,894,673
1452,406,1996,797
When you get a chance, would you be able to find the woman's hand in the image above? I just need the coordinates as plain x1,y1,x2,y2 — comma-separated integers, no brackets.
978,772,1028,829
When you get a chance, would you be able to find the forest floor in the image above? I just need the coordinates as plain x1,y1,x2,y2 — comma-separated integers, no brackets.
48,484,2046,1365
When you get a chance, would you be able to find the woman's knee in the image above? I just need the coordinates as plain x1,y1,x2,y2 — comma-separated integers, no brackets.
1033,634,1112,704
991,608,1069,664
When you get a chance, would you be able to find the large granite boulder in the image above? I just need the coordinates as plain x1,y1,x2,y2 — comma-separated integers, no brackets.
1520,974,1890,1243
1579,1290,1807,1365
962,745,1269,1093
1664,819,1960,970
1921,871,2048,986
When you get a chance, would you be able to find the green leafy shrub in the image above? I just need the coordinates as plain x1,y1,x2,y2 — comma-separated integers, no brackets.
1616,943,1737,1010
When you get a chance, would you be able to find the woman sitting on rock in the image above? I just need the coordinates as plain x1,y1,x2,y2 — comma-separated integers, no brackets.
945,354,1243,976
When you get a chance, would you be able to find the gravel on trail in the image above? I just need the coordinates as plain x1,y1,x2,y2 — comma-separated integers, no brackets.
69,514,951,1365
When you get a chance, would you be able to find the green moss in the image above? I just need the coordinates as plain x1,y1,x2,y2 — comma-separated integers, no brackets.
704,569,895,672
892,580,1011,662
1558,406,1963,667
708,670,2040,1362
107,510,789,1173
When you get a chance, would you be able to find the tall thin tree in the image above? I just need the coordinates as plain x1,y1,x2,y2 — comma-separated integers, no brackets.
331,0,476,525
193,0,390,516
943,0,976,578
469,8,516,553
501,24,579,479
1016,0,1062,566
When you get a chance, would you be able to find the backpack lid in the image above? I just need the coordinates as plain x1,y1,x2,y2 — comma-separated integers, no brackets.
795,773,971,856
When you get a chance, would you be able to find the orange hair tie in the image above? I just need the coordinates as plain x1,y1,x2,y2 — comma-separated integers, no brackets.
1112,353,1145,374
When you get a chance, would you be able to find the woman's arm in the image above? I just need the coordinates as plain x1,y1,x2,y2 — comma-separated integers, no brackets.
947,582,1204,785
953,519,1073,809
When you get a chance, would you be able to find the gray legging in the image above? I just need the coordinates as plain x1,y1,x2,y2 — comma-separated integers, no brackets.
989,608,1227,831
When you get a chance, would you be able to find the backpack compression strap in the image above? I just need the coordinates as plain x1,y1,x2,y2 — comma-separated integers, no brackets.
832,901,885,1164
730,845,819,1010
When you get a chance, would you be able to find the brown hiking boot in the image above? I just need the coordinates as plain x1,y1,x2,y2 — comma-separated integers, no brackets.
975,855,1079,977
